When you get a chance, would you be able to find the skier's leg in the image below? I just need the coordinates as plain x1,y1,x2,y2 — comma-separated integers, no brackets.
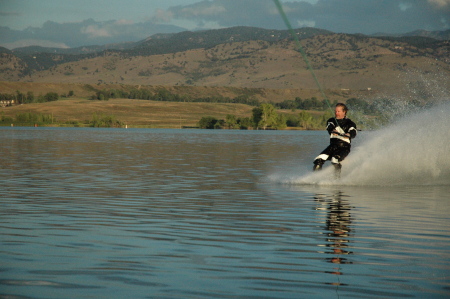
313,158,325,171
332,160,342,179
313,146,331,172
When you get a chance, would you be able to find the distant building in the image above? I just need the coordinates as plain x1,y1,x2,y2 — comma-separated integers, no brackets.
0,99,15,107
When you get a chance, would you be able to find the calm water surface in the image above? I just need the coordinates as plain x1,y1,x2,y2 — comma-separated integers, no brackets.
0,128,449,299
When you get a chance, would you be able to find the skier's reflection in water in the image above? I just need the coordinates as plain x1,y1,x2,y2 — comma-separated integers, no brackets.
315,190,353,281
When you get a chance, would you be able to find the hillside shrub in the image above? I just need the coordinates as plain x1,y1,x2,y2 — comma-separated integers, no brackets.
44,92,59,102
198,116,219,129
90,113,123,128
0,112,14,123
15,113,55,124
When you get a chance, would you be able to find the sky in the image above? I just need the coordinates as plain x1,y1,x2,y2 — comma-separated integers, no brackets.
0,0,449,49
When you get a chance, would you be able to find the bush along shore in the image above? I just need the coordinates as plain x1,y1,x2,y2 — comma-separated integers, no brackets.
1,112,125,128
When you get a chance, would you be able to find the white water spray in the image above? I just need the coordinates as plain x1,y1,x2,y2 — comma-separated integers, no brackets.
272,102,450,186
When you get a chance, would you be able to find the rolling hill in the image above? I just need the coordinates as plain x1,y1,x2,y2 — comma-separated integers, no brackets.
1,26,449,103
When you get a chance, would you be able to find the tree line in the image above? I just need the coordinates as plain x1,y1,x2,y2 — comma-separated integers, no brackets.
0,111,124,128
197,97,431,130
0,112,55,125
3,87,430,130
0,90,75,105
90,88,262,106
3,87,371,115
198,103,332,130
90,87,338,112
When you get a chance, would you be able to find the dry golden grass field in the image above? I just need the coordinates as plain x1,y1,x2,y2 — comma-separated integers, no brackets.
0,81,356,103
1,97,261,128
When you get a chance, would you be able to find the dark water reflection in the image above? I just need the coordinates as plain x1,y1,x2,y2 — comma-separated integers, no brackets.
0,128,448,299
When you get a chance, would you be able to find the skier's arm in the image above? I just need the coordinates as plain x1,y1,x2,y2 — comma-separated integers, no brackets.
348,121,357,139
326,119,336,134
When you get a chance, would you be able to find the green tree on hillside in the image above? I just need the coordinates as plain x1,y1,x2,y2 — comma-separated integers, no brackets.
225,114,239,129
237,117,253,129
44,92,59,102
274,114,287,130
15,91,25,104
198,116,219,129
252,103,279,130
298,111,314,129
90,113,123,128
26,91,34,103
15,113,54,124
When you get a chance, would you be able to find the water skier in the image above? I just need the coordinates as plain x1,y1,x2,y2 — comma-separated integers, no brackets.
313,103,357,177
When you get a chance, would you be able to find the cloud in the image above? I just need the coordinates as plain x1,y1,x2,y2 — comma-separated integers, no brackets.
114,19,134,26
160,0,449,33
2,39,69,49
0,11,21,17
1,0,448,49
0,18,185,49
80,19,137,39
151,9,174,23
178,4,227,18
297,20,316,28
81,25,112,38
428,0,450,8
399,3,413,11
166,0,296,29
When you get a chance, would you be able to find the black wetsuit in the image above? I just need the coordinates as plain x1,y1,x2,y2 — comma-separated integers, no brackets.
313,117,357,170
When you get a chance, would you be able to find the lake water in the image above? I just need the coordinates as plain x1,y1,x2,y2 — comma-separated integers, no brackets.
1,105,449,298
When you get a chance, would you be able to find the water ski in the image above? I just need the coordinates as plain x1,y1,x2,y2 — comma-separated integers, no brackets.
333,163,341,179
313,163,342,179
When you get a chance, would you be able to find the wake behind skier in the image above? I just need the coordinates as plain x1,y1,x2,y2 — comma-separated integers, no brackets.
313,103,357,177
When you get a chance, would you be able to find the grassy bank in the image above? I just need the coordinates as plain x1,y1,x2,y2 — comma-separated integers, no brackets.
0,98,262,128
1,97,326,129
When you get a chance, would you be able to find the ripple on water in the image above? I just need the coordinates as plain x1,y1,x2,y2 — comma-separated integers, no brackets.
0,128,449,298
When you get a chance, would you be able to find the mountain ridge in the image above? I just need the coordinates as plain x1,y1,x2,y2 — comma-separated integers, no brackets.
1,26,448,102
10,26,450,55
